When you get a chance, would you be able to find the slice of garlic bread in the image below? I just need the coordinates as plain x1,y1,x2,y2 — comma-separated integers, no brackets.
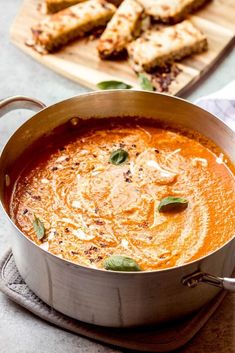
137,0,210,23
32,0,116,52
98,0,144,59
127,20,208,72
45,0,122,13
45,0,84,13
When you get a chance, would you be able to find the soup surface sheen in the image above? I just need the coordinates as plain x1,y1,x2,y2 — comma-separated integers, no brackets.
11,119,235,270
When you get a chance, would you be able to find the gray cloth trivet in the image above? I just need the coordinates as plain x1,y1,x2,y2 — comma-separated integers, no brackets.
0,249,228,353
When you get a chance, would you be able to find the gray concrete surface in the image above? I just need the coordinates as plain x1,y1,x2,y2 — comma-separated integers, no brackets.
0,0,235,352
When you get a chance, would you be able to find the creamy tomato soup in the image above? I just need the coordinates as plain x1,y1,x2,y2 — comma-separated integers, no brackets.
10,118,235,271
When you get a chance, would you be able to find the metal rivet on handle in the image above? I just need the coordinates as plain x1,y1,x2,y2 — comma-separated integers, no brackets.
5,174,10,187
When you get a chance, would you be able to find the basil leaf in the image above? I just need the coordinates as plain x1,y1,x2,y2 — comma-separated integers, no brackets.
158,196,188,213
33,215,45,240
138,73,154,91
110,149,129,165
97,80,132,90
104,255,141,271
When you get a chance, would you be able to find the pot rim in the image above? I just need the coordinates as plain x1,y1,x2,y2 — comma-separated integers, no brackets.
1,89,235,275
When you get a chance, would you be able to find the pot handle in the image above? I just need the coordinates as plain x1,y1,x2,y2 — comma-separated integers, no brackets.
0,96,46,118
182,271,235,292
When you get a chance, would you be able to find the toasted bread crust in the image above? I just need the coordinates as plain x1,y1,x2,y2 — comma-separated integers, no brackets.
45,0,122,13
45,0,83,13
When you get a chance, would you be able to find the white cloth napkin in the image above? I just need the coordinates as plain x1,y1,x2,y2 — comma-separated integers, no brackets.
195,81,235,131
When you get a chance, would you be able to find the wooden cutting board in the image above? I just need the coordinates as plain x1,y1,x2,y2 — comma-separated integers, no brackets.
10,0,235,95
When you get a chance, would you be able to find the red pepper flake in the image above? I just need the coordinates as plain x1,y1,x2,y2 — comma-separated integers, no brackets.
84,246,98,255
96,256,103,262
32,195,41,201
123,169,133,183
95,220,105,226
138,221,148,228
100,243,107,248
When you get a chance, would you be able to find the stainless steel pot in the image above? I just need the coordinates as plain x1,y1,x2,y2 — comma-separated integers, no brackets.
0,91,235,328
